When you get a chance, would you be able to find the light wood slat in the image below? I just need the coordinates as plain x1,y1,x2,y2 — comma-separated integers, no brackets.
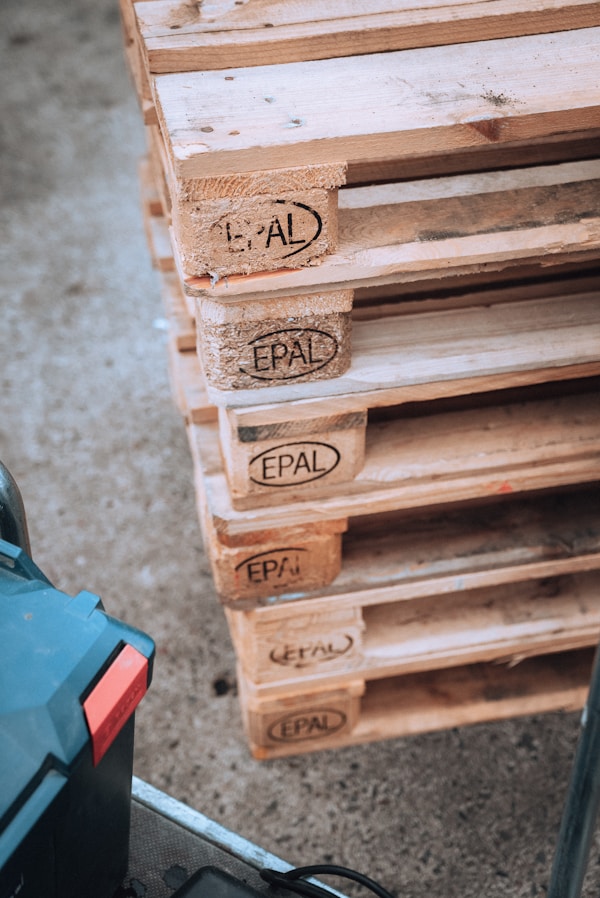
190,389,600,532
155,28,600,180
183,158,600,297
166,340,215,424
160,272,196,351
133,0,600,74
229,487,600,611
183,218,600,299
211,291,600,410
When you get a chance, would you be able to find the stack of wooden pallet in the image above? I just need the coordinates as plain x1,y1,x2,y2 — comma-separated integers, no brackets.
121,0,600,758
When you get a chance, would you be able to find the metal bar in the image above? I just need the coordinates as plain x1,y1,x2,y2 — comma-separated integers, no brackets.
131,778,347,897
547,642,600,898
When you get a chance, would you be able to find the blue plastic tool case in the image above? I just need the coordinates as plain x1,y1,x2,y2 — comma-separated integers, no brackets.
0,538,155,898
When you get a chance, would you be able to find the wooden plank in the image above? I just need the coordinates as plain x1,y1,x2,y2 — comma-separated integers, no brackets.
159,228,600,355
161,273,196,351
221,371,600,504
190,386,600,533
352,264,600,318
238,648,593,758
210,290,600,416
224,484,600,607
183,160,600,291
155,28,600,181
134,0,600,74
227,569,600,690
183,216,600,295
146,213,175,271
346,133,600,185
167,340,216,424
138,156,163,218
139,162,175,271
157,233,600,396
210,481,600,607
120,0,158,124
145,126,172,218
198,290,354,390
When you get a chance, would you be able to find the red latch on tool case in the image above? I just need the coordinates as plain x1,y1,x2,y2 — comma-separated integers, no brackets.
83,644,149,765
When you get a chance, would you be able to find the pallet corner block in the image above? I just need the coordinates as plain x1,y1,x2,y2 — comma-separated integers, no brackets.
238,671,366,753
170,162,347,278
196,288,354,391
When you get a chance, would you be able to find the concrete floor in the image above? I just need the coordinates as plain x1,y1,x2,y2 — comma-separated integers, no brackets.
2,1,599,895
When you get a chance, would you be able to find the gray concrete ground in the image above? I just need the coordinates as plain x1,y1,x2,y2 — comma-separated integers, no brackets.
1,2,599,895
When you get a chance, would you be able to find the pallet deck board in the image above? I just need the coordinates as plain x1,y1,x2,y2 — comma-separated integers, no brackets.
133,0,600,74
155,28,600,181
240,647,594,758
235,487,600,608
229,571,600,693
212,289,600,410
191,389,600,528
182,159,600,293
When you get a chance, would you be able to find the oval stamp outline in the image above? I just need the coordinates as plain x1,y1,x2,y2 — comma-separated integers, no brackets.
275,199,323,260
239,327,339,382
213,199,323,260
249,440,341,487
267,707,348,743
269,633,355,668
234,546,308,573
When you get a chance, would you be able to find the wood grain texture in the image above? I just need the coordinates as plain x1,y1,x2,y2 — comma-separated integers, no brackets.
229,570,600,691
214,290,600,410
189,387,600,534
154,28,600,179
132,0,600,74
184,160,600,296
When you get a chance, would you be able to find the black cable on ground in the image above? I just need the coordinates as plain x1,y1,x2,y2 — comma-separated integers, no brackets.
260,864,396,898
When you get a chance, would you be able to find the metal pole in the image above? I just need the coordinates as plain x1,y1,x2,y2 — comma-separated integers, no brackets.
547,643,600,898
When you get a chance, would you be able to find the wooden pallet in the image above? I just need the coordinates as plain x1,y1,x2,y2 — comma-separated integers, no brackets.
237,646,594,758
142,152,600,393
121,0,600,138
220,377,600,510
224,484,600,681
214,298,600,501
129,0,600,74
186,380,600,602
149,26,600,278
178,155,600,291
126,4,600,759
154,214,600,409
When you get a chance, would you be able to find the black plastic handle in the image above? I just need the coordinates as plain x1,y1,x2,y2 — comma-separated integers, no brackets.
0,461,31,555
